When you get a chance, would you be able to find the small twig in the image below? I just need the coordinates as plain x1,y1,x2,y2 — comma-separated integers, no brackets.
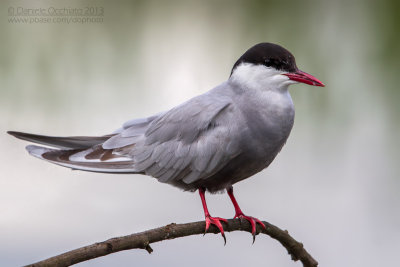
24,219,318,267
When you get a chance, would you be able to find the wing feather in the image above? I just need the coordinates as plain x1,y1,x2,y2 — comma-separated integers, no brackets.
126,93,242,186
7,131,111,149
11,85,243,188
26,145,137,173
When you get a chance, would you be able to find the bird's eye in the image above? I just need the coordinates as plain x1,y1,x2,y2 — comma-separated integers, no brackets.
264,59,272,67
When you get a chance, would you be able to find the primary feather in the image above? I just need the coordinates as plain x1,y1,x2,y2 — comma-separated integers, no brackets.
7,131,111,149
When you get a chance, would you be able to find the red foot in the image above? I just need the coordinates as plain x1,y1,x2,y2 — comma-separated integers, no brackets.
234,212,266,243
227,187,266,243
205,215,228,244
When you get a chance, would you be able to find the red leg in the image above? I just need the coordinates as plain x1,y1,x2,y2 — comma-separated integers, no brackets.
227,186,266,242
199,188,228,244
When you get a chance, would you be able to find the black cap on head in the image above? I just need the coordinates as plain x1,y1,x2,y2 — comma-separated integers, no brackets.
231,43,298,75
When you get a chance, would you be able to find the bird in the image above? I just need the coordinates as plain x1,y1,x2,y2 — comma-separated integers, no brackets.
8,42,324,243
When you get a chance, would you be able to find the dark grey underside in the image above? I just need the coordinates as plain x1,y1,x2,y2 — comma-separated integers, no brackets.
168,143,287,192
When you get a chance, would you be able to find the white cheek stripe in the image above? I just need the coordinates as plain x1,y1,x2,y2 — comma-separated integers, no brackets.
229,63,293,92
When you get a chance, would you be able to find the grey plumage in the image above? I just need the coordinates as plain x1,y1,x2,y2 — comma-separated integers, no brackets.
7,131,112,149
6,42,324,193
8,79,294,192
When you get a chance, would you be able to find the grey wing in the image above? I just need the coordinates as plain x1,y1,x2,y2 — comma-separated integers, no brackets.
103,94,242,186
16,115,164,174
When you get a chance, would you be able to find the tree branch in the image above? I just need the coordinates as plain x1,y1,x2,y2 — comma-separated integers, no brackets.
24,219,318,267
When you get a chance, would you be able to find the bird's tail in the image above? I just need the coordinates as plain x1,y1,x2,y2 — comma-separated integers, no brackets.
8,131,138,174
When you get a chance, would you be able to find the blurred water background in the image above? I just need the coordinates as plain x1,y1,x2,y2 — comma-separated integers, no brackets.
1,0,399,266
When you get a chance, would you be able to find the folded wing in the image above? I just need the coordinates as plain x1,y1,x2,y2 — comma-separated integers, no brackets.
9,90,242,185
107,93,241,185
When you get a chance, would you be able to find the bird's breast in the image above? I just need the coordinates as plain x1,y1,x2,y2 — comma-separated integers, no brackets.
238,89,295,157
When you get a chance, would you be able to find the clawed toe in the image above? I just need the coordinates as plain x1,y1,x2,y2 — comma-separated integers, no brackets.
205,216,228,244
235,214,266,243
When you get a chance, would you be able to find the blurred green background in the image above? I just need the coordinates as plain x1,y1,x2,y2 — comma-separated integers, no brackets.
1,0,399,266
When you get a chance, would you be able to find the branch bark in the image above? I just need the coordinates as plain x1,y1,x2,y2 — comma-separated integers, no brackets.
24,219,318,267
